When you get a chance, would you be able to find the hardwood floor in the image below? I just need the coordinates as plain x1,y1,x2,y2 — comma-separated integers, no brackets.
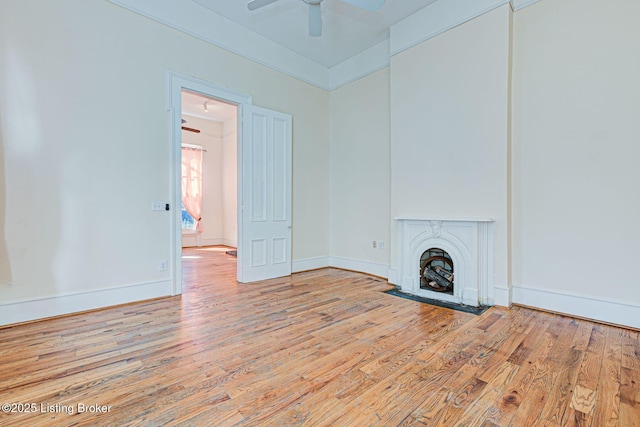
0,246,638,426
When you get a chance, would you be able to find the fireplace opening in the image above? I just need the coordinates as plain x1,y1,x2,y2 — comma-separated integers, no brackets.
420,248,454,295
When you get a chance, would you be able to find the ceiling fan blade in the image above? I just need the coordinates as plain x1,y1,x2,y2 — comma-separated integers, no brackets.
308,3,322,37
247,0,279,11
341,0,384,12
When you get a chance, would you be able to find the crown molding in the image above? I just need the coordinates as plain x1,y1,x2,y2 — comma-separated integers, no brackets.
107,0,331,89
108,0,542,92
328,39,390,91
390,0,542,58
510,0,543,11
390,0,510,57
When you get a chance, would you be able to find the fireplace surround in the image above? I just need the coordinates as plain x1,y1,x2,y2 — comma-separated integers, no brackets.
396,218,495,307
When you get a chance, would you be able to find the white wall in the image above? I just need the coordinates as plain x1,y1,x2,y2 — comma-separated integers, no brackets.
0,0,329,324
3,0,638,329
511,0,640,325
389,5,511,295
329,68,390,277
0,129,7,287
222,115,238,248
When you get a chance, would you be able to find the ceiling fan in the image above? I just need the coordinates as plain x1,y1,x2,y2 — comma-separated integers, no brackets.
181,119,200,134
247,0,385,37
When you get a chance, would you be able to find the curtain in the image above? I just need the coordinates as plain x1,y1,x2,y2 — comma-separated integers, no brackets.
181,146,203,232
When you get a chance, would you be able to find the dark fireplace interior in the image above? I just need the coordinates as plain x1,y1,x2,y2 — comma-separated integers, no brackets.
420,248,454,294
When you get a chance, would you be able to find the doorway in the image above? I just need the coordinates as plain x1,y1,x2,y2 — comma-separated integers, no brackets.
168,71,293,296
180,90,238,288
180,90,238,251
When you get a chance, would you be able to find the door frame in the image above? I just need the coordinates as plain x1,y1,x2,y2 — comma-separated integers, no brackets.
167,71,252,295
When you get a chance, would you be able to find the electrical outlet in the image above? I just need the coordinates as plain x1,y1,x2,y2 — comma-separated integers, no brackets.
151,202,165,211
378,241,385,249
159,260,167,271
372,240,377,249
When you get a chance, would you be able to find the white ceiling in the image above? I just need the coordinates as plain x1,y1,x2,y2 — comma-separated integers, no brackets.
192,0,439,68
182,90,237,123
109,0,538,90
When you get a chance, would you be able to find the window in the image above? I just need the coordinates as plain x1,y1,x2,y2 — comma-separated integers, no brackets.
181,143,204,232
181,203,196,230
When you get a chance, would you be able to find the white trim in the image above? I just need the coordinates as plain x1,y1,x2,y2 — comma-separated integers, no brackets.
510,0,543,11
493,285,512,307
397,219,495,307
168,71,251,293
107,0,389,91
292,256,330,273
201,238,236,248
107,0,539,92
108,0,329,90
0,280,173,327
387,268,398,285
390,0,509,57
292,256,390,280
181,235,198,248
329,257,389,279
328,40,390,91
512,285,640,330
167,71,252,111
182,238,237,248
394,216,495,222
108,0,540,92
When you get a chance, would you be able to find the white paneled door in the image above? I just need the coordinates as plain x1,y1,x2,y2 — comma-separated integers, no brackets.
240,105,292,283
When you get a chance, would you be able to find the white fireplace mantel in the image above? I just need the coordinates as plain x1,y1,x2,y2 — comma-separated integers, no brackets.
395,216,495,222
396,217,495,307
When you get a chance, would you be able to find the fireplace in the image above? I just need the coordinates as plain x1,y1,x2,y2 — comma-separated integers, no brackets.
396,218,495,307
420,248,454,294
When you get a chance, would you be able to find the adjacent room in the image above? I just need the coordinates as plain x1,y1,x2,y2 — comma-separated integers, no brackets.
0,0,638,425
180,90,239,275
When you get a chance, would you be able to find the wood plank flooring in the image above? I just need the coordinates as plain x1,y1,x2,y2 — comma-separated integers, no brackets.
0,246,638,426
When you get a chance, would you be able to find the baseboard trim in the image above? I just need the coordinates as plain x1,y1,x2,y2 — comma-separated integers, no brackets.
512,285,640,330
292,256,390,280
493,285,512,307
292,256,330,273
329,257,389,279
182,237,236,248
200,238,236,248
387,268,398,285
0,279,173,327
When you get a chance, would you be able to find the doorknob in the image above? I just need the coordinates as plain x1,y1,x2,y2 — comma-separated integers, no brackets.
287,225,292,230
